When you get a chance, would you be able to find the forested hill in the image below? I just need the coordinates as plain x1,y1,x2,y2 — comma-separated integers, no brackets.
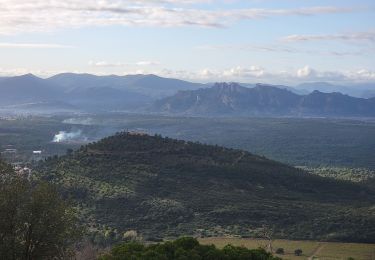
37,133,375,243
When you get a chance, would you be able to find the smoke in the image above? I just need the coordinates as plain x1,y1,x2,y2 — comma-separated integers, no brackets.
52,130,86,143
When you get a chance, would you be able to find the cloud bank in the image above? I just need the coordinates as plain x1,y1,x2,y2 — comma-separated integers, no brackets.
0,1,362,34
282,31,375,43
0,65,374,84
0,42,74,48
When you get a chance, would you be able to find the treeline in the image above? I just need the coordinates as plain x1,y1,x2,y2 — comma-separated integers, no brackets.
99,237,280,260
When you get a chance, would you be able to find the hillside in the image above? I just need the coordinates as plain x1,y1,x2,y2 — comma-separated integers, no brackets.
36,132,375,242
65,87,152,111
0,74,63,106
154,82,375,117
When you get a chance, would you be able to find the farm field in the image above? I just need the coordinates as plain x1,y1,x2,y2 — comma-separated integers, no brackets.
199,237,375,260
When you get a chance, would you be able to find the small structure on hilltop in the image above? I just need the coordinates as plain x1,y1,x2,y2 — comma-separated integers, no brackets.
127,130,148,136
32,150,43,161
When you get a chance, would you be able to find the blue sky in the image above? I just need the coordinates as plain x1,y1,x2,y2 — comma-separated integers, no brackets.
0,0,374,85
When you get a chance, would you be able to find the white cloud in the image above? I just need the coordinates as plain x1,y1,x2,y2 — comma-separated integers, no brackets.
1,65,374,84
88,61,130,67
136,61,161,66
88,60,160,67
294,65,375,82
347,69,375,81
282,31,375,43
198,43,367,56
223,66,265,78
0,1,362,34
163,66,375,84
297,65,315,78
0,42,74,48
196,43,375,57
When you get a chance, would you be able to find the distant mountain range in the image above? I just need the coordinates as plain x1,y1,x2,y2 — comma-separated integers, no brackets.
0,73,203,112
0,73,374,117
154,82,375,117
296,82,375,98
47,73,204,98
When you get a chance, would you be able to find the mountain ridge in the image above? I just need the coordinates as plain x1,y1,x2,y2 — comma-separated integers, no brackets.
154,82,375,117
1,74,374,116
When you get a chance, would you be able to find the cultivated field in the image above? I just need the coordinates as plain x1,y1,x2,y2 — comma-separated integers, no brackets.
199,237,375,260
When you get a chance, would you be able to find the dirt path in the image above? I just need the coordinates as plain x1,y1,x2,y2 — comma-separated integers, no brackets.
307,243,325,260
232,151,246,165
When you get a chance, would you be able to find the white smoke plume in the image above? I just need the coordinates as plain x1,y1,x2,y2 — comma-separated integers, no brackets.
52,130,85,143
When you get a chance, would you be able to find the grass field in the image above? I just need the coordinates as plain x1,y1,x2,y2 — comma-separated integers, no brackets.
199,237,375,260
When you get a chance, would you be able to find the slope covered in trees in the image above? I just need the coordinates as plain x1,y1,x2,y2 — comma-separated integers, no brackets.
36,133,375,243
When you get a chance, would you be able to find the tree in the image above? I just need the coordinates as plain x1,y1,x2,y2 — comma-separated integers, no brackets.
0,161,81,259
295,249,303,256
259,225,275,253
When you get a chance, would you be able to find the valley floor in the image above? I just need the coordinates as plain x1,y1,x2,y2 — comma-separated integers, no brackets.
199,237,375,260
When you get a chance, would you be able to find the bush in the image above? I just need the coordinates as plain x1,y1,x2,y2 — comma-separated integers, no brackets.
275,248,284,254
295,249,303,256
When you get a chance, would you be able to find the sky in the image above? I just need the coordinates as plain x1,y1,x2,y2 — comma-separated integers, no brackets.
0,0,374,85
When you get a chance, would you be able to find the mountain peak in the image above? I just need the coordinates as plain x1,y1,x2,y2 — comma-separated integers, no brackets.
213,82,244,91
3,73,44,83
311,90,323,94
17,73,39,80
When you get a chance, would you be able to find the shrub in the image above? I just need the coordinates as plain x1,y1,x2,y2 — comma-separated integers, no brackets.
295,249,303,256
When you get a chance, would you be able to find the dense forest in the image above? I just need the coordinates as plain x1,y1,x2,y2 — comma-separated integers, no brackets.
35,132,375,244
1,115,375,169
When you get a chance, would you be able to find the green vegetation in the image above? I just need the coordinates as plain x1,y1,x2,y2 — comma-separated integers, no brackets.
1,115,375,169
75,114,375,169
0,116,83,163
36,132,375,243
0,160,81,259
99,237,280,260
300,167,375,183
199,237,375,260
294,249,302,256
